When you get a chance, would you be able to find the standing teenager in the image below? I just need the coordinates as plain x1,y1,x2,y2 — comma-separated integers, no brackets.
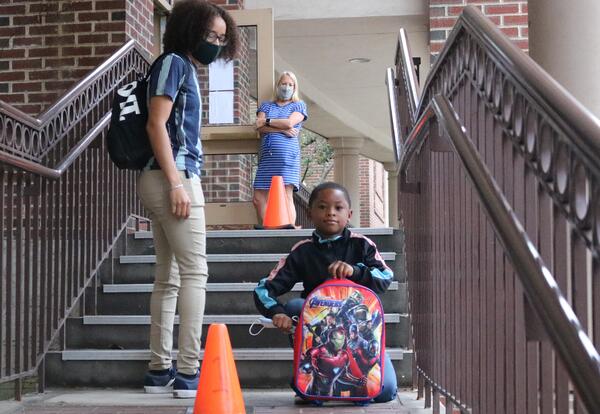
138,0,239,398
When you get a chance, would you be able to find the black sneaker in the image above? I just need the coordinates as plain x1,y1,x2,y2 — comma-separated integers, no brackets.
144,366,177,394
173,370,200,399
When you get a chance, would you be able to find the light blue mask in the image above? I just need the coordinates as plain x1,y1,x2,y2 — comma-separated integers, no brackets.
277,85,294,100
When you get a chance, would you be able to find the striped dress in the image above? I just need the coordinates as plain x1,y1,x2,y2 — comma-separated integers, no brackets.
253,100,308,191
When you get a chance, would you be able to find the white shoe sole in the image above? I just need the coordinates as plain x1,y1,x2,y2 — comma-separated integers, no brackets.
173,389,197,399
144,385,174,394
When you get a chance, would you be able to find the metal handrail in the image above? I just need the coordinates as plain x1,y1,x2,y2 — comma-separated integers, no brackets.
0,39,149,165
0,113,111,179
395,28,420,119
403,95,600,414
417,5,600,175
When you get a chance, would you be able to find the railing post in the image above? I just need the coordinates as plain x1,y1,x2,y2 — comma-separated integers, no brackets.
384,162,400,228
424,381,432,408
38,357,46,393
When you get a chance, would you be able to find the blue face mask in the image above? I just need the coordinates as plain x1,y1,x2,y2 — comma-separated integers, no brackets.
277,85,294,101
191,39,222,65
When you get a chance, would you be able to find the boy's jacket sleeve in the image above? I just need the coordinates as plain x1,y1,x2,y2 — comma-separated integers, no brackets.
349,239,394,294
253,250,302,319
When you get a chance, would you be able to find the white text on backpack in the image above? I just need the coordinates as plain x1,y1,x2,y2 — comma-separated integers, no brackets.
117,82,140,121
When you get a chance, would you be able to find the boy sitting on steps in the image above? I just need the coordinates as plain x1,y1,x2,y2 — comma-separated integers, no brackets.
253,181,397,403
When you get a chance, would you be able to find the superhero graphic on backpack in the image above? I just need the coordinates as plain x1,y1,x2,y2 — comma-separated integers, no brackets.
294,281,384,400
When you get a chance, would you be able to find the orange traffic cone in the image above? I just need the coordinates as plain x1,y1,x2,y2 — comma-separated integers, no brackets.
263,176,292,229
193,324,245,414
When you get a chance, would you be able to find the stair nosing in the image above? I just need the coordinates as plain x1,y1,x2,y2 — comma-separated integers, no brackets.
135,227,395,239
82,313,404,325
119,252,396,264
57,348,411,361
102,281,399,293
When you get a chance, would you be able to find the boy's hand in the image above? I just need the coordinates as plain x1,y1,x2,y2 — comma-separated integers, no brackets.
272,313,293,333
328,260,354,279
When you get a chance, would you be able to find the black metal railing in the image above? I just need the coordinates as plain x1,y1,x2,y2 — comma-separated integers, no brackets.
388,6,600,413
0,40,149,396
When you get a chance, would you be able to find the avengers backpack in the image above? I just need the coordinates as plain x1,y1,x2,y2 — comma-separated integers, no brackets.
292,278,385,404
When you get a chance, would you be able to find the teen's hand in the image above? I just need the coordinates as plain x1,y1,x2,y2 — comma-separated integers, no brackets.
328,260,354,279
272,313,293,333
283,127,299,137
170,186,191,219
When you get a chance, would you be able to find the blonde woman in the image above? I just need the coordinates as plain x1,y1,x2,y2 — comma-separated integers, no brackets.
253,71,308,227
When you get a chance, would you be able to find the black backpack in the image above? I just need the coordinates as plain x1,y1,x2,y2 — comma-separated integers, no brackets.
107,53,180,170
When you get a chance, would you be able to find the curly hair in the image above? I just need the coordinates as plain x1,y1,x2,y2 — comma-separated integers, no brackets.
163,0,239,61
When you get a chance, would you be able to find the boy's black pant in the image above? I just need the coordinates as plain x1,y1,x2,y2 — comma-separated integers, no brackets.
283,298,398,403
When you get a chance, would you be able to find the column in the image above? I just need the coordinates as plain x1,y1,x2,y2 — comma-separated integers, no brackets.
384,162,400,229
529,0,600,118
329,137,363,228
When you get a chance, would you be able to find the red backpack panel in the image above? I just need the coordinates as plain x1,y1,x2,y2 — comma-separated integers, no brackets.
292,279,385,403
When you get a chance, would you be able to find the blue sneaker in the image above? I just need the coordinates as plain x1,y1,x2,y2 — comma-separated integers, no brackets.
173,370,200,399
144,366,176,394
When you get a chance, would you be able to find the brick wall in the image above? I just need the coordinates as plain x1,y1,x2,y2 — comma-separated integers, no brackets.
430,0,529,60
126,0,153,54
0,0,154,115
358,156,386,228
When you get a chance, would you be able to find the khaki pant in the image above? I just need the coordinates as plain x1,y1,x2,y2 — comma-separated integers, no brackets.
137,170,208,375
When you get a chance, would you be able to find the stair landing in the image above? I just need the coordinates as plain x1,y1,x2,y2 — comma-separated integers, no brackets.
0,388,431,414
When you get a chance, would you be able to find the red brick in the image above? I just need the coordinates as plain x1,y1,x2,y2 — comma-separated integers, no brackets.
62,46,93,56
12,82,42,92
45,80,76,90
78,33,109,44
430,6,447,17
94,45,118,55
111,33,126,43
448,6,467,16
0,72,25,81
0,5,26,14
467,0,497,3
500,27,518,37
430,17,458,29
45,35,75,46
29,25,60,35
96,0,126,10
503,15,528,25
0,26,25,36
512,39,529,50
13,36,43,46
60,68,90,78
78,56,105,66
0,93,26,103
2,49,26,58
45,12,75,24
29,48,59,58
64,1,94,12
46,57,76,67
13,59,43,70
430,0,463,3
77,11,109,22
521,3,528,13
14,103,43,114
485,4,519,14
520,26,528,37
28,70,55,81
29,2,59,13
27,92,57,102
13,15,42,25
431,42,444,53
61,23,93,33
94,22,123,32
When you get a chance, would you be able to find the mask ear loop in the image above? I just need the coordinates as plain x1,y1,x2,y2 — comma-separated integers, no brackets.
248,317,274,336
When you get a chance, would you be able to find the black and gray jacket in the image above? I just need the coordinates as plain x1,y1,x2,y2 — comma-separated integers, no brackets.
253,228,394,319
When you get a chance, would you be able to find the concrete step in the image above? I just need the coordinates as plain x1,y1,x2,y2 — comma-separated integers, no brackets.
126,228,402,256
45,348,413,388
93,281,406,315
66,314,410,349
106,252,400,285
118,252,397,264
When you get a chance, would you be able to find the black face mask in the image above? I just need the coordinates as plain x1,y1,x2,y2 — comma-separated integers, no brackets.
191,39,222,65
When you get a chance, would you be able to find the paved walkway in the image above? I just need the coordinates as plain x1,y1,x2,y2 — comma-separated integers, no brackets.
0,388,431,414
